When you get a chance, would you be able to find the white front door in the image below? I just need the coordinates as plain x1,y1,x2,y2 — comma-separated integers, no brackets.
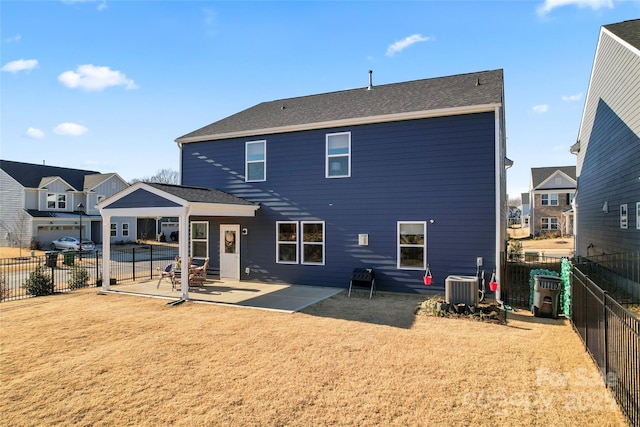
220,224,240,279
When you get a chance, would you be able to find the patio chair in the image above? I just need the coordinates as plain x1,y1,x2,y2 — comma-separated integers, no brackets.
156,263,175,289
188,257,210,289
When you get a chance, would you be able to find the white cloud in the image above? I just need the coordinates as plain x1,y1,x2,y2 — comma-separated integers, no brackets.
4,34,22,43
53,123,89,136
25,127,45,139
537,0,614,15
58,64,137,91
61,0,108,11
562,93,583,102
1,59,38,73
533,104,549,113
386,34,431,57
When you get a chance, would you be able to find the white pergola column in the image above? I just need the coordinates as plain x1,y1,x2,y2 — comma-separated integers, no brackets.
179,212,189,300
102,215,111,291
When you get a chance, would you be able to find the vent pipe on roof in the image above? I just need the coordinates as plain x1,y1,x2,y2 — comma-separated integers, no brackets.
367,70,373,90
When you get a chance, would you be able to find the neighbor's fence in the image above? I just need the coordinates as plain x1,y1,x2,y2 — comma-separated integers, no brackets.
502,256,563,308
0,244,180,302
572,267,640,427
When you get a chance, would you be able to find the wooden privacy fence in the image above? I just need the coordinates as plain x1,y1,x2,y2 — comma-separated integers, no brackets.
572,267,639,427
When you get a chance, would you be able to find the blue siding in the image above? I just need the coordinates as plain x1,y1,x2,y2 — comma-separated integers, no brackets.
105,189,181,209
577,100,640,255
182,113,497,292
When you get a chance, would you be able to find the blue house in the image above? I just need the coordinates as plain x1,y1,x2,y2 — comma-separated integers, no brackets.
571,19,640,256
99,70,509,297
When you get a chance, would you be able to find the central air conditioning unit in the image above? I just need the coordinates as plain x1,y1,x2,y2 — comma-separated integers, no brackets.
445,275,479,307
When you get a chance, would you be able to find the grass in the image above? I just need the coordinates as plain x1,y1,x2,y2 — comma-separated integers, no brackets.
0,287,627,426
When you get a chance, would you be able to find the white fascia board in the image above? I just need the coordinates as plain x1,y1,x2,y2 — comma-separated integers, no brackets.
536,170,577,189
98,182,186,209
189,202,259,217
603,26,640,57
100,206,186,218
176,104,501,144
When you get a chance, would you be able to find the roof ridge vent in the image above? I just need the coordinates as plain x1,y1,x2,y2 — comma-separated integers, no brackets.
475,78,481,86
367,70,373,90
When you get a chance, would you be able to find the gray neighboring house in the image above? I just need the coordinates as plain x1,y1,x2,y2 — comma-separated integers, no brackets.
529,166,576,237
571,19,640,256
0,160,134,249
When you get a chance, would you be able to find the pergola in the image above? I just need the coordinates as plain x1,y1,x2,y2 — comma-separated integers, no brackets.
97,182,259,299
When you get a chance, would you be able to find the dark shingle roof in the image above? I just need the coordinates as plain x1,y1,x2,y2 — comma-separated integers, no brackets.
0,159,101,190
531,166,576,189
177,69,504,143
604,19,640,51
145,182,257,206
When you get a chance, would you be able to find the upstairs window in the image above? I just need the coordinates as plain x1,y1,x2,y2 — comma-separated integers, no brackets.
47,193,67,209
541,194,558,206
246,140,266,182
326,132,351,178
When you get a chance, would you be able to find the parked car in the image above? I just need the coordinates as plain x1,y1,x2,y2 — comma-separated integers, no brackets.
50,237,96,252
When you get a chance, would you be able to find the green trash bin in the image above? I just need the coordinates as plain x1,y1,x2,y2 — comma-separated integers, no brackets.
63,251,75,266
532,275,562,319
45,252,58,268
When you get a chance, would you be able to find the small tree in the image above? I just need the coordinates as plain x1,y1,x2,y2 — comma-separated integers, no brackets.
24,265,53,296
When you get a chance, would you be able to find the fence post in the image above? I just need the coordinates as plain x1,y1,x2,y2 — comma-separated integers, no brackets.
603,290,608,381
149,244,153,280
132,247,136,282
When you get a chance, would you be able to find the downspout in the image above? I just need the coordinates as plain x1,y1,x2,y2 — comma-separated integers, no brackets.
495,106,505,306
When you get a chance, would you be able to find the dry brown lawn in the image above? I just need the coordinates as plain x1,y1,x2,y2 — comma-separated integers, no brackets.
0,287,627,426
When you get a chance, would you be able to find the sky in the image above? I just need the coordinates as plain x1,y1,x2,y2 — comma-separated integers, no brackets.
1,0,639,199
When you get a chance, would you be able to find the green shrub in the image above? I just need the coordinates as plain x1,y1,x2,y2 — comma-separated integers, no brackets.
0,272,7,301
69,265,89,289
25,265,53,296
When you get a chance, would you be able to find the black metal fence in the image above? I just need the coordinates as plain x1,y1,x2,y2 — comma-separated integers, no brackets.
502,257,563,308
0,244,179,302
572,267,639,427
575,251,640,306
0,251,102,301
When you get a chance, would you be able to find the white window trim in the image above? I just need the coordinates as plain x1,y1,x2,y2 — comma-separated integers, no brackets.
620,204,628,229
301,221,325,265
397,221,426,270
122,222,130,237
110,223,117,237
276,221,298,264
245,140,266,182
325,132,351,178
541,193,558,206
47,192,67,210
541,217,559,230
190,221,209,259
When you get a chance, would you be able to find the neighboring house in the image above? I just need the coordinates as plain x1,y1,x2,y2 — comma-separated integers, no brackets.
571,19,640,256
0,160,134,249
100,69,508,294
520,192,530,231
528,166,576,237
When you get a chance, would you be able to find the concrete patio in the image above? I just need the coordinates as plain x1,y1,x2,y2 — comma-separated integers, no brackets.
108,277,343,313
